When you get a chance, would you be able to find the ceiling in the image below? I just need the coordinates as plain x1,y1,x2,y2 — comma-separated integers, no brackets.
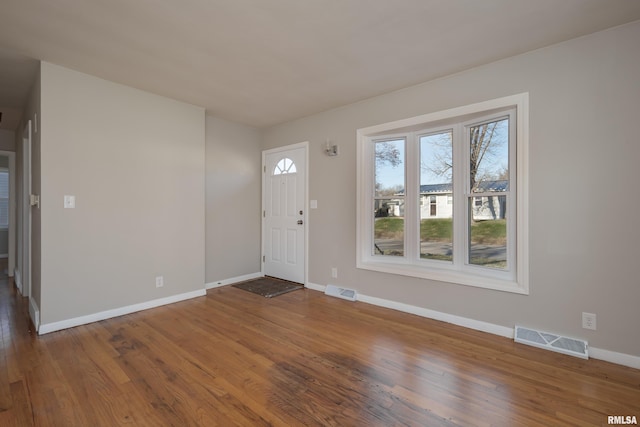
1,1,639,130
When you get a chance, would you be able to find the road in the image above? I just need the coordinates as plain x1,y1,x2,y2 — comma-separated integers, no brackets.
375,239,506,266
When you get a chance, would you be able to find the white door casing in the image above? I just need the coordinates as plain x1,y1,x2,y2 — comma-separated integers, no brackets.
21,120,32,297
262,144,307,284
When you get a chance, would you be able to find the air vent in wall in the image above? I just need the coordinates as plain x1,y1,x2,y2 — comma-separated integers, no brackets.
515,325,588,359
324,284,357,301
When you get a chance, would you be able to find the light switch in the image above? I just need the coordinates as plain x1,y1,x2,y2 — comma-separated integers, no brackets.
64,195,76,209
310,200,318,209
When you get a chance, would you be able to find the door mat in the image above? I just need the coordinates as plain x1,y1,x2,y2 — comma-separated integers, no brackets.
232,277,303,298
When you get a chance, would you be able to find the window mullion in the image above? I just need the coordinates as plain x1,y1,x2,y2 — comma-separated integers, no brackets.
404,133,419,262
508,108,517,274
452,124,466,269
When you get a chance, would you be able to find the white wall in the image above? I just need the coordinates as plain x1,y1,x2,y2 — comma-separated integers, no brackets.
262,22,640,357
39,62,205,326
205,115,261,284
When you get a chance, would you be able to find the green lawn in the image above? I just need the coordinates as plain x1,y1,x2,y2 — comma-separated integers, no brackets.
470,219,507,245
375,217,506,245
373,217,404,238
420,218,452,241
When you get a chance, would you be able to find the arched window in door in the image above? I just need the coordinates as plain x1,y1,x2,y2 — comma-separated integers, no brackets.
273,157,297,175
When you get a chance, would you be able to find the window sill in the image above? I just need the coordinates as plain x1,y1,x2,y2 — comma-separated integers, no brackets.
356,259,529,295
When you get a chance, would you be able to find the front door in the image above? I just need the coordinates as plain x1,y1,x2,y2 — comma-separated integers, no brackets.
263,144,306,284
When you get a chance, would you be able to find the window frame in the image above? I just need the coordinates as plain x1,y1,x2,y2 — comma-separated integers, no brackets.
356,93,529,294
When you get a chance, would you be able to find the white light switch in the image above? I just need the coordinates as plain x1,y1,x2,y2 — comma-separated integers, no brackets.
64,195,76,209
310,200,318,209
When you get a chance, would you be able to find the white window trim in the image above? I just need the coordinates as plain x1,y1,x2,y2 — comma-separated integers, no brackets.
356,93,529,294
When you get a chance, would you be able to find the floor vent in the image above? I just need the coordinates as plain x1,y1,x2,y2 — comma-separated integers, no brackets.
514,325,588,359
324,284,357,301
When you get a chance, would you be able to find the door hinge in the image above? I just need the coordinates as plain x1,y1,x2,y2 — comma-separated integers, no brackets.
262,255,265,262
263,210,266,217
263,165,266,173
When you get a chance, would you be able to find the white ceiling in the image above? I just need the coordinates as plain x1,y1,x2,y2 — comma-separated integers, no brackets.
1,0,639,130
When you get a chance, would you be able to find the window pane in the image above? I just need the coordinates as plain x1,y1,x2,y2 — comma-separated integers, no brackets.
375,139,404,198
374,198,404,256
469,197,507,269
420,132,453,261
469,118,509,193
274,157,297,175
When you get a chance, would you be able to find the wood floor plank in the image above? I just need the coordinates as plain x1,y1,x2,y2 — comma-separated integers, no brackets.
0,279,639,426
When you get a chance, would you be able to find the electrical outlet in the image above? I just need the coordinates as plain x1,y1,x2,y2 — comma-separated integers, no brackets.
582,312,596,330
155,276,164,288
331,267,338,278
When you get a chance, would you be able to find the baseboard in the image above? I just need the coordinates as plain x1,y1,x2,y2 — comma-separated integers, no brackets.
206,272,263,289
589,347,640,370
29,297,40,332
356,291,513,339
38,288,206,335
304,282,325,292
307,282,640,370
0,254,8,259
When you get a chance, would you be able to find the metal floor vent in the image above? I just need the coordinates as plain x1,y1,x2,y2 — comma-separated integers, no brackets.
515,325,588,359
324,284,357,301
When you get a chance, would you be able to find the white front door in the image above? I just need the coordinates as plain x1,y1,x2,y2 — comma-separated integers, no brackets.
263,145,306,284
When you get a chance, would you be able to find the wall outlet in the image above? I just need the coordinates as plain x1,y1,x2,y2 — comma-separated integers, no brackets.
64,195,76,209
331,267,338,278
155,276,164,288
582,312,596,330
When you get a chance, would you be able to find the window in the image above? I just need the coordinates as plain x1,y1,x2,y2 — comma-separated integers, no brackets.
357,94,529,294
273,157,297,175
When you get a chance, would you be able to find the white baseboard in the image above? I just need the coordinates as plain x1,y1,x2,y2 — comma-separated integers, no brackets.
38,288,206,335
206,272,263,289
304,282,326,292
29,298,40,332
307,282,640,370
357,292,514,338
589,347,640,370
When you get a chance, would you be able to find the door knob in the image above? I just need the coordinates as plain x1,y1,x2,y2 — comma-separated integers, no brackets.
297,220,303,225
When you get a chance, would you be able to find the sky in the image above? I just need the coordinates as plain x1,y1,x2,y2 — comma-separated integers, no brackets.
375,119,509,192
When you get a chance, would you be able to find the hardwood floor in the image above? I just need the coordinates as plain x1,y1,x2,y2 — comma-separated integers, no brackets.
0,277,638,426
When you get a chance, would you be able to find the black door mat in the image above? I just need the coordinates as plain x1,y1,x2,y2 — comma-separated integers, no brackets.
232,277,303,298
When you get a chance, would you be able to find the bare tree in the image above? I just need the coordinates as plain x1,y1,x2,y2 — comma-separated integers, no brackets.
421,132,453,183
421,121,507,190
374,141,403,195
375,141,401,168
469,122,499,191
